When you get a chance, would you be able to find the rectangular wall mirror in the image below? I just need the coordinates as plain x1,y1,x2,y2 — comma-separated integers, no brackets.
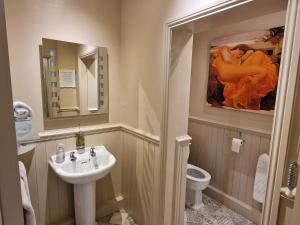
40,38,108,119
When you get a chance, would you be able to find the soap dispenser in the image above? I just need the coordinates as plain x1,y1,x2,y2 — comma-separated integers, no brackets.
56,143,65,163
76,131,85,154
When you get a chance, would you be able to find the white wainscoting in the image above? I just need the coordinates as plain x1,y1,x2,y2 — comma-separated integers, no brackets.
172,135,191,225
188,117,271,224
121,130,161,225
18,124,160,225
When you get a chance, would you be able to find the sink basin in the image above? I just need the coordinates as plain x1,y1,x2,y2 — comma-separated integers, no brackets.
49,145,116,184
49,146,116,225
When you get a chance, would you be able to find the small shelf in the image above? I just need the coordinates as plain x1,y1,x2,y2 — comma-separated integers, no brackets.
15,120,40,155
18,143,37,155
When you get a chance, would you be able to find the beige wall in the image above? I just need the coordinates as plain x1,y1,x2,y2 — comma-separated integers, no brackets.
4,0,121,131
189,10,286,133
120,0,231,136
5,0,233,134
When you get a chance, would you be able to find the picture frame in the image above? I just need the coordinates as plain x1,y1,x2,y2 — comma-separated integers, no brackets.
207,26,285,115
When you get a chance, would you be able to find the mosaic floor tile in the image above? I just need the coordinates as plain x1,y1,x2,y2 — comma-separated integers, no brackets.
185,194,257,225
98,209,137,225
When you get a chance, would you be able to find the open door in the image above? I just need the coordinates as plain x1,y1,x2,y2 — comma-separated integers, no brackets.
267,0,300,224
291,148,300,224
289,3,300,224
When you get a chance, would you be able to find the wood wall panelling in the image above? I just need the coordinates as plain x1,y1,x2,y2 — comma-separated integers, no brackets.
18,127,160,225
85,131,123,203
122,132,159,225
19,138,76,225
188,119,271,224
19,132,123,225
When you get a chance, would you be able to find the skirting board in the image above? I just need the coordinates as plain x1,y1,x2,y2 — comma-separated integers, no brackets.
204,185,262,225
51,195,124,225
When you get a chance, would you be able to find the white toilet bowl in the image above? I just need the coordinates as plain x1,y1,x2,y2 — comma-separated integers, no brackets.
186,164,211,209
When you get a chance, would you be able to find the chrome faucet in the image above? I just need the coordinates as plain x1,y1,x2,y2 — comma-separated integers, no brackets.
90,147,96,157
90,147,98,168
70,151,77,161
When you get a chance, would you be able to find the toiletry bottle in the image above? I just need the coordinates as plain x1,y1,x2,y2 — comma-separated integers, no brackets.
56,143,65,163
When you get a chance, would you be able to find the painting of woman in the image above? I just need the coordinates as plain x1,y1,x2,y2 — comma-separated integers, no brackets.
207,26,284,113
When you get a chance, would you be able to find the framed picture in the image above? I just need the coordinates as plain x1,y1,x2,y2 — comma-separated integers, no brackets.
207,26,284,115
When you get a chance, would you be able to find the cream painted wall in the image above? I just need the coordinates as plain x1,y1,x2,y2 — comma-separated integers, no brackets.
5,0,232,134
120,0,230,135
189,11,286,132
4,0,121,131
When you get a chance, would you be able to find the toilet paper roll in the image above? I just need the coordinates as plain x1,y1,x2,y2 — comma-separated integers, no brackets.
231,138,243,153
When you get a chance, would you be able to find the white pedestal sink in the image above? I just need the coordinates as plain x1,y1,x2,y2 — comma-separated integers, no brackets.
49,146,116,225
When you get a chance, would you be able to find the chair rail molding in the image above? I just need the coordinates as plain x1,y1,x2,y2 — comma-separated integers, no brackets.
189,116,271,137
18,123,160,146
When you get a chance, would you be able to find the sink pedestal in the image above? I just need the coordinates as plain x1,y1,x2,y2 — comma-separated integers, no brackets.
74,182,96,225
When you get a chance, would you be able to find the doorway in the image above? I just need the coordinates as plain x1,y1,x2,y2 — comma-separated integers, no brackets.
160,0,300,225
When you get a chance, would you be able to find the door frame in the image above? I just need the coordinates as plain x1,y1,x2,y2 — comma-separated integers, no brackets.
286,1,300,225
160,0,300,225
0,0,25,224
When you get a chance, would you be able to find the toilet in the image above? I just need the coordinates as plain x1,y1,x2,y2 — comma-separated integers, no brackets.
186,164,211,209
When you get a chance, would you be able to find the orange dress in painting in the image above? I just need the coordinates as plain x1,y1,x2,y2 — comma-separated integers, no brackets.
212,46,277,110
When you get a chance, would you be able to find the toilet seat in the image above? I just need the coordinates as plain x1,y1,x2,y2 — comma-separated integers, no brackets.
186,164,211,183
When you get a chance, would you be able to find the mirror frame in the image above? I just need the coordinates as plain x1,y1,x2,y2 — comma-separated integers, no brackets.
39,38,109,121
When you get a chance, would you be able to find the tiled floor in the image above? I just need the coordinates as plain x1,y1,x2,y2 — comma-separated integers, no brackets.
185,194,257,225
98,209,137,225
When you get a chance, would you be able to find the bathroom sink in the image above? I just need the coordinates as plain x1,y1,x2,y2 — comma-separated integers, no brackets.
49,146,116,225
49,146,116,184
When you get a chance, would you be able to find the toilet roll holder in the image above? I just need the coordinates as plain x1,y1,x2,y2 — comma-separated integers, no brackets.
228,131,246,143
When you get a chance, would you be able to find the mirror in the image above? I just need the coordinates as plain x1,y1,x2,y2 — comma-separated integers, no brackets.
40,38,108,119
